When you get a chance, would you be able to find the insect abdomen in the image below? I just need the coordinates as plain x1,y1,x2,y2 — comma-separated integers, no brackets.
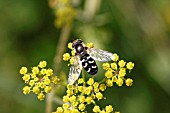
81,54,98,75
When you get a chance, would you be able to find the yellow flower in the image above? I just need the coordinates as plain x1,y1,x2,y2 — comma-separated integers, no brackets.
44,78,51,85
63,53,71,61
63,103,69,110
68,42,73,49
78,86,84,92
20,67,28,75
86,42,94,48
29,80,35,86
93,106,100,112
56,107,63,113
38,61,47,68
69,57,74,65
126,62,134,70
119,68,126,77
96,92,103,100
93,82,99,89
23,86,30,95
33,86,40,94
51,76,60,84
105,71,113,78
71,109,79,113
99,84,106,91
79,95,85,103
40,69,47,75
72,101,78,107
111,63,117,70
78,103,85,111
103,63,110,70
69,95,76,102
84,86,93,95
44,86,52,93
71,50,75,56
37,93,45,101
112,76,117,82
112,53,119,61
125,78,133,86
22,74,30,81
106,79,113,87
86,96,93,104
100,110,106,113
105,105,113,113
32,66,39,74
118,60,126,67
46,69,53,76
116,78,123,86
63,95,70,102
78,78,84,84
66,89,73,95
87,78,94,85
31,74,36,78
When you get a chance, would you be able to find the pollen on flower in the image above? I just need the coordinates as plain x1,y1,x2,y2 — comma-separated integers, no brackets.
126,62,135,70
63,53,71,61
20,67,28,75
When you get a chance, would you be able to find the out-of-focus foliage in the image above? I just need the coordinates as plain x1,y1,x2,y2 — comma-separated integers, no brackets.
0,0,170,113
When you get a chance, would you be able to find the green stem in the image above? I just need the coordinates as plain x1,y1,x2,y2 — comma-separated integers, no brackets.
99,77,106,84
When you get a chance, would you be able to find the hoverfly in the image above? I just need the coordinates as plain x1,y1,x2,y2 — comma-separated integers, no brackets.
68,39,115,85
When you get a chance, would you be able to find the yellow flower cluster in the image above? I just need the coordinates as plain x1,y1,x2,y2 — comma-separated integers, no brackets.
103,58,134,87
60,41,135,112
49,0,77,28
54,77,118,113
20,61,60,100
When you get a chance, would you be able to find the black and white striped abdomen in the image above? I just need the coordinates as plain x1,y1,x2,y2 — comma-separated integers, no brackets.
80,54,98,75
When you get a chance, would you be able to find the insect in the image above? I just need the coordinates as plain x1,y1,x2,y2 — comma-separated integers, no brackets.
68,39,115,85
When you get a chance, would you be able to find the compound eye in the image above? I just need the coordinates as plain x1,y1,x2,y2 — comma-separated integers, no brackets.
77,45,84,53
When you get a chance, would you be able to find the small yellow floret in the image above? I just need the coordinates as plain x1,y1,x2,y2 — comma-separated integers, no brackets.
111,63,117,70
46,69,53,76
44,86,52,93
126,62,134,70
125,78,133,86
78,103,85,111
105,71,113,78
56,107,63,113
112,53,119,61
78,78,84,84
63,53,71,61
93,106,100,112
37,93,45,101
63,103,69,110
68,42,73,49
116,78,123,86
63,95,70,102
119,68,126,77
32,66,39,74
23,86,30,95
118,60,126,67
38,61,47,68
22,74,30,81
20,67,28,75
106,79,113,87
99,84,106,91
105,105,113,112
33,86,40,94
86,96,93,104
86,42,94,48
96,92,103,100
103,63,110,70
87,78,94,85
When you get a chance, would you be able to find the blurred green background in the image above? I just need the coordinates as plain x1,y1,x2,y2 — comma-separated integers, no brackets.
0,0,170,113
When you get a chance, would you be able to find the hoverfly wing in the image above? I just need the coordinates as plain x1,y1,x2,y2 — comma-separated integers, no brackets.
88,48,114,62
68,56,82,85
